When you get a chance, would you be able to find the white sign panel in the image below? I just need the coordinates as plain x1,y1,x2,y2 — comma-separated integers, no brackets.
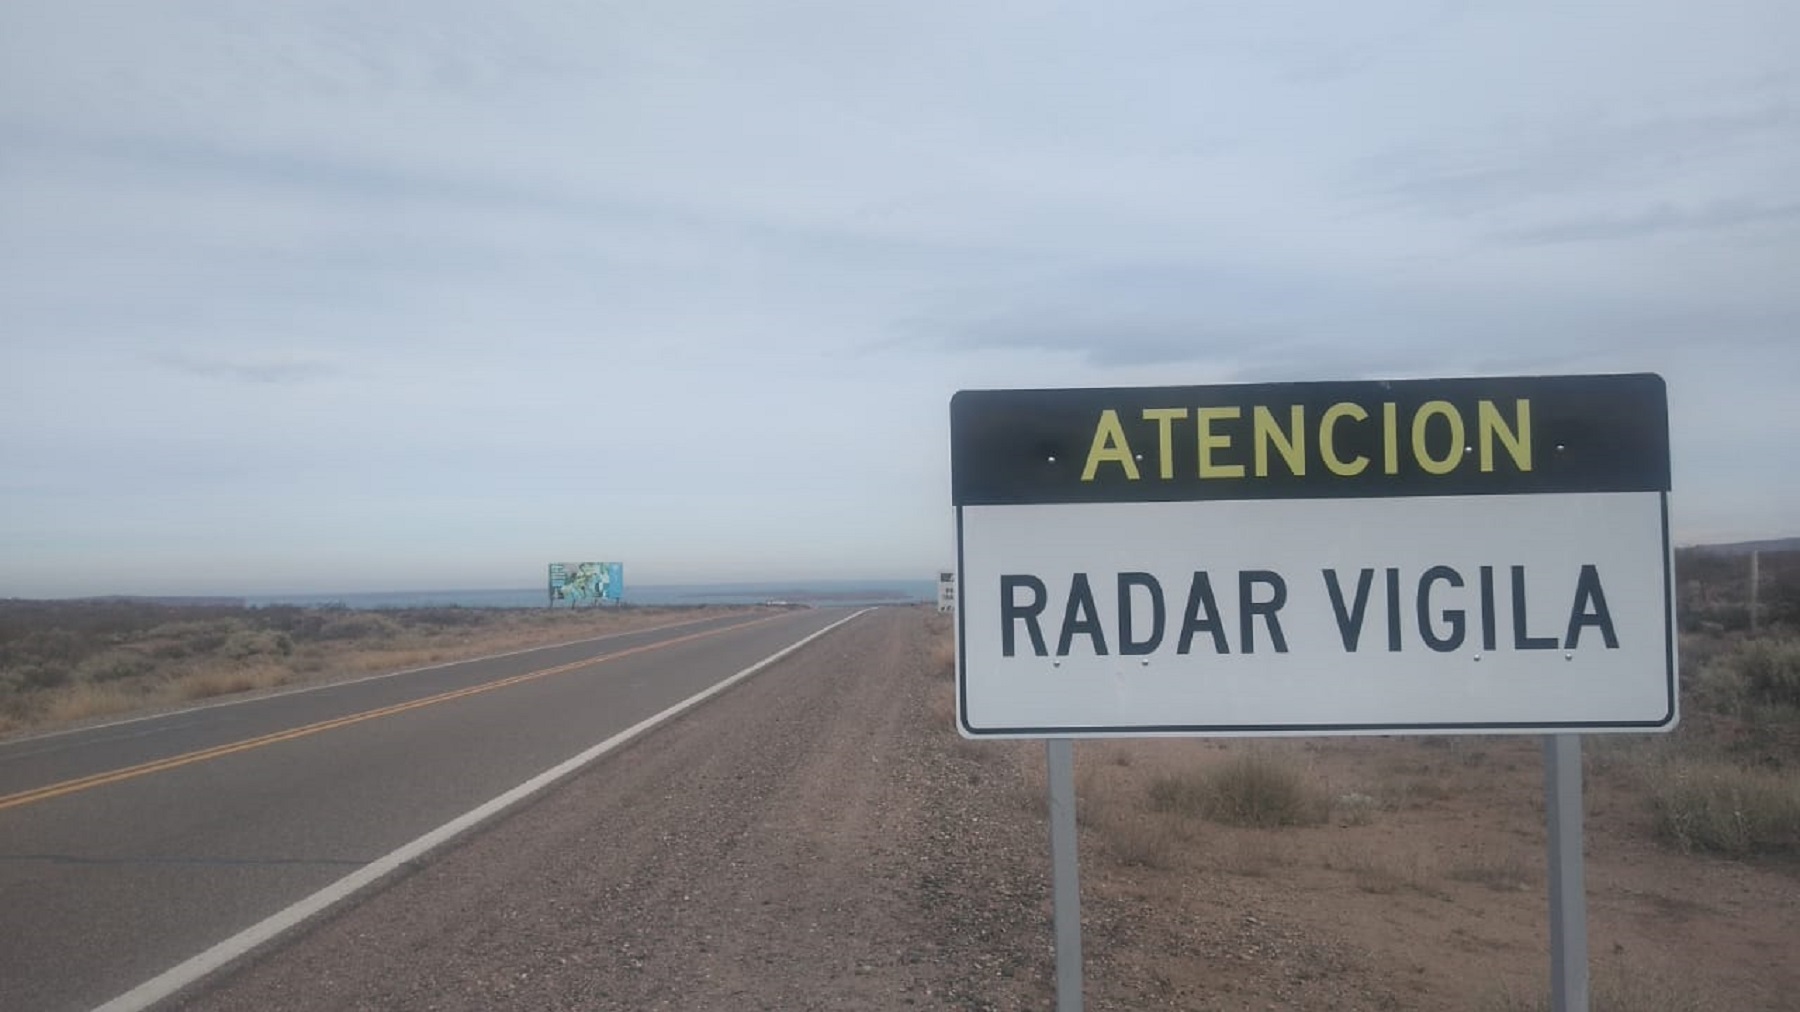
951,374,1675,738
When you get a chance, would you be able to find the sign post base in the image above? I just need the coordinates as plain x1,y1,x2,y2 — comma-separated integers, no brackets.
1047,738,1083,1012
1545,733,1589,1011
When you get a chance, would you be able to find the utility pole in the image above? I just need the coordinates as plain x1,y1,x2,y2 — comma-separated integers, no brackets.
1750,550,1761,634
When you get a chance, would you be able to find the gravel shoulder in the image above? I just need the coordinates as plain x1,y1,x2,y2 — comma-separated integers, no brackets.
176,606,1054,1011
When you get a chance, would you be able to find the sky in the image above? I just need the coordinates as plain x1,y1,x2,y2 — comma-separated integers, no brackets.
2,1,1796,596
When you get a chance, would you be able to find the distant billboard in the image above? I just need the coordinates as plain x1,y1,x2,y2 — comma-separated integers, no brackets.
548,562,623,606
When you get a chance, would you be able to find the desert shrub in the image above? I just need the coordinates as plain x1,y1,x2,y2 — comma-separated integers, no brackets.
255,606,331,641
1677,631,1732,684
176,664,291,700
1105,814,1186,869
40,681,147,725
1763,551,1800,627
1147,773,1207,815
1687,662,1751,716
73,650,157,684
404,608,491,629
315,614,402,641
149,639,195,660
146,619,240,654
1445,848,1534,891
1485,978,1713,1012
1333,791,1380,826
1649,759,1800,856
1676,547,1800,634
0,627,85,669
221,628,293,660
1148,750,1325,828
1325,844,1441,896
1728,637,1800,707
0,599,244,644
15,662,72,690
929,636,955,679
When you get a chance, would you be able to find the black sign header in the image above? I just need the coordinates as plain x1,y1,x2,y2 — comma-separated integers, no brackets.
951,373,1669,506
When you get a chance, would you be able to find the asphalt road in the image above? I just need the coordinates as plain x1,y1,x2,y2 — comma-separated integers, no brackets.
0,607,855,1012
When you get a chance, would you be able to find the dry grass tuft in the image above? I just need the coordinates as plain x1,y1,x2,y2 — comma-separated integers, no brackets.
1648,758,1800,856
175,664,293,701
1148,749,1327,828
1212,833,1296,878
1332,791,1381,826
40,682,147,725
1725,637,1800,708
927,682,957,726
1325,844,1441,897
1482,956,1720,1012
1372,763,1461,810
1445,847,1535,892
1104,813,1189,869
929,636,956,680
929,683,991,762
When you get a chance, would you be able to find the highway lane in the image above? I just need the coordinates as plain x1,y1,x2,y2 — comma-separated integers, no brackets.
0,610,760,801
0,606,856,1012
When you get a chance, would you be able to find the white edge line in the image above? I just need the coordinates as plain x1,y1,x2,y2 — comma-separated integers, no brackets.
6,611,749,746
90,607,872,1012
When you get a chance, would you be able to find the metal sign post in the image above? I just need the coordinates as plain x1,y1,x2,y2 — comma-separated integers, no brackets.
1046,739,1083,1011
1544,734,1590,1011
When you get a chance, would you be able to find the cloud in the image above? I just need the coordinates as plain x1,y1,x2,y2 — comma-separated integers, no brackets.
955,315,1262,368
1493,199,1800,245
151,351,339,385
1363,104,1797,215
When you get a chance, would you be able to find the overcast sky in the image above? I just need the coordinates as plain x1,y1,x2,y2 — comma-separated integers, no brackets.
3,2,1796,596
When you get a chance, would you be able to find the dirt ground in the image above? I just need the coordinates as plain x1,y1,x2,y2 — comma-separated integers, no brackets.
1054,734,1799,1011
176,607,1797,1011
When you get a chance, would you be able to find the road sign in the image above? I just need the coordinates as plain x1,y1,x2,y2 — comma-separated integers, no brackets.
951,373,1674,738
938,570,957,613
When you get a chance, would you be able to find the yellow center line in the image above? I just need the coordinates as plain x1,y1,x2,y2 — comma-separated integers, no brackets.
0,612,790,814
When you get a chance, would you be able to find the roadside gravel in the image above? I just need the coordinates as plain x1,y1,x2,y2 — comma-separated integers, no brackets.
177,607,1055,1011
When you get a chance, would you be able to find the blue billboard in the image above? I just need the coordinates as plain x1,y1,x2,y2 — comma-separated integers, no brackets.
548,562,623,606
